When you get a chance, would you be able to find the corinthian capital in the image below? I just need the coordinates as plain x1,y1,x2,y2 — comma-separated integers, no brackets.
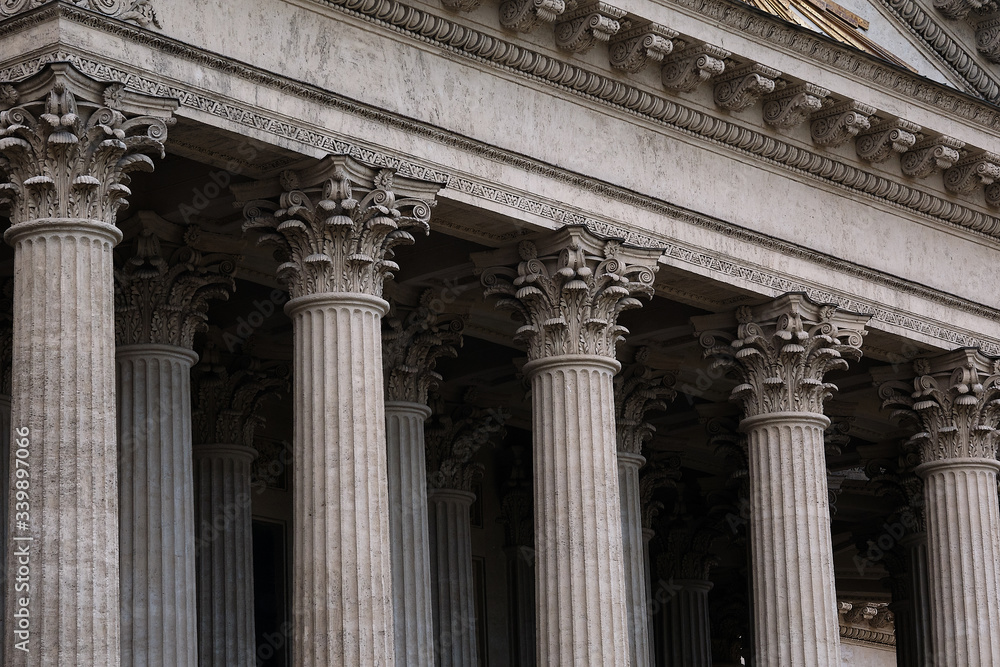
383,289,464,404
692,293,869,418
877,349,1000,463
191,343,290,448
426,391,509,491
475,225,662,362
639,454,681,529
115,228,236,348
0,64,174,227
615,347,676,455
239,155,441,299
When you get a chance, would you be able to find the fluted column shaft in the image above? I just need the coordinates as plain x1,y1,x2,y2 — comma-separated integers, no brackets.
618,451,650,667
528,354,630,666
428,488,478,666
662,580,713,667
642,527,655,666
386,401,435,666
4,221,122,665
744,411,840,666
505,545,536,666
0,394,10,657
289,292,394,666
117,344,198,667
891,533,932,667
193,444,257,666
920,459,1000,666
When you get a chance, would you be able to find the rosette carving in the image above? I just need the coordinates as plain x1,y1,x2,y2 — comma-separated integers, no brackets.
499,0,566,32
425,391,508,491
987,182,1000,207
554,2,626,53
809,100,875,148
476,225,662,362
608,22,677,73
943,151,1000,194
383,289,464,404
615,346,676,455
115,228,236,348
878,349,1000,462
713,63,780,112
856,118,920,163
693,293,869,418
0,63,174,226
763,83,828,129
1,0,159,26
241,155,440,299
900,136,963,178
660,44,728,92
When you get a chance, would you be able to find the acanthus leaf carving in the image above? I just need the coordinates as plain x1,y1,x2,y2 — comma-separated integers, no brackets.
608,22,677,73
693,293,870,418
809,100,875,148
863,439,926,532
639,454,682,530
713,62,780,112
383,289,464,405
615,346,677,455
0,63,174,226
475,225,662,362
425,390,509,492
554,2,626,53
855,118,920,163
976,14,1000,63
654,517,720,581
933,0,987,20
441,0,482,12
500,0,566,32
240,154,441,300
763,83,828,129
900,136,964,178
943,150,1000,194
660,43,729,93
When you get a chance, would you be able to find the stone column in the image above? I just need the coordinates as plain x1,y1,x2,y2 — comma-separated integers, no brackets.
499,444,535,667
878,349,1000,667
477,227,663,666
615,347,675,667
0,286,11,658
425,393,507,665
115,227,235,667
240,156,442,666
190,345,287,666
885,535,931,667
0,64,174,666
382,293,463,666
662,581,713,666
694,294,870,667
638,455,681,665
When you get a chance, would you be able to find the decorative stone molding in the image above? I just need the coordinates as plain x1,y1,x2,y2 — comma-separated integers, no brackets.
713,63,780,112
0,62,174,226
500,0,565,32
240,155,440,299
900,136,964,178
554,2,625,53
809,100,875,148
932,0,986,20
878,349,1000,462
823,417,852,457
383,289,463,405
425,392,508,491
694,293,869,418
441,0,481,12
0,0,158,26
987,182,1000,207
976,14,1000,63
660,43,728,92
115,229,236,348
476,226,662,362
191,343,289,448
763,83,828,129
943,151,1000,194
639,454,682,529
608,22,677,73
655,522,719,581
837,602,896,646
856,118,920,163
615,347,676,455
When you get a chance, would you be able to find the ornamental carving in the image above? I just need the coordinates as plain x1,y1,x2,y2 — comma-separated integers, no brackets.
933,0,987,20
693,293,869,418
639,454,681,529
660,44,728,92
608,22,677,73
0,63,174,226
987,182,1000,208
863,439,925,532
0,0,158,26
763,83,828,129
655,522,719,581
809,100,875,148
441,0,482,11
615,347,676,455
115,228,236,348
878,349,1000,462
476,226,661,362
900,136,963,178
425,391,509,491
191,343,289,448
554,2,625,53
500,0,565,32
713,63,780,112
241,155,440,300
856,119,919,163
823,417,853,457
943,151,1000,194
383,289,464,405
977,15,1000,63
708,415,748,494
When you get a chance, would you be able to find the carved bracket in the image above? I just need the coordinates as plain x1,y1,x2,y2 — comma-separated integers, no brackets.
976,14,1000,63
713,63,780,112
900,136,964,178
608,22,677,73
856,118,920,163
660,43,729,93
500,0,566,32
555,2,626,53
763,82,828,129
943,150,1000,194
933,0,987,20
809,100,875,147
